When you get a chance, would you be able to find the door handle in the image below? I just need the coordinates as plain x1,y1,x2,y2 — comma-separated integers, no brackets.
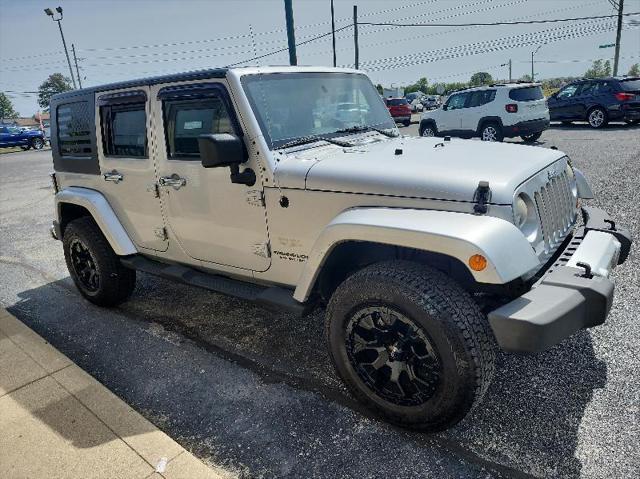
103,170,123,183
158,174,186,190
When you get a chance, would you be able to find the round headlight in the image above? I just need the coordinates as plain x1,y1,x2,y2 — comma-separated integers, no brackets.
514,194,529,229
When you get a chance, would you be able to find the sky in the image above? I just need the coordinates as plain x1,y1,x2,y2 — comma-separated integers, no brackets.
1,0,639,116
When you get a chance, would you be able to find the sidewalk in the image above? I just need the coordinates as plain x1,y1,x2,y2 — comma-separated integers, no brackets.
0,308,233,479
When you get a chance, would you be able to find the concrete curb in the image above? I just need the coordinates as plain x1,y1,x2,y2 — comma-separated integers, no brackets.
0,308,234,479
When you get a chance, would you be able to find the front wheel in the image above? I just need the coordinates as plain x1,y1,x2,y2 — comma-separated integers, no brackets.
63,217,136,307
325,261,495,431
31,137,45,150
587,107,608,129
521,132,542,143
480,122,503,142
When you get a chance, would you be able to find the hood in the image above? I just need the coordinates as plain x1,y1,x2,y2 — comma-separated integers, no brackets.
275,135,564,204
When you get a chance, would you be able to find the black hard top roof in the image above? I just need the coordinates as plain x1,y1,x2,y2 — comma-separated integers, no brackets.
51,67,228,102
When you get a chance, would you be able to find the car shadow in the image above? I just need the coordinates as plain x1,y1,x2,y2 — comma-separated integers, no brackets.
5,272,607,478
550,122,639,131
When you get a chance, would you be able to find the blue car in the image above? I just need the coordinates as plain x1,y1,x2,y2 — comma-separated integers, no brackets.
0,125,46,150
547,76,640,128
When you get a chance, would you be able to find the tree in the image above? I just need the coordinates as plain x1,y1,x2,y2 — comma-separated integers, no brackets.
628,63,640,76
469,72,493,86
584,59,611,78
404,77,429,95
375,83,383,95
0,92,19,120
520,74,533,82
38,73,73,110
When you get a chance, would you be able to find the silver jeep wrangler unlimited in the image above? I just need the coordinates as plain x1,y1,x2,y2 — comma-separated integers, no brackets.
49,67,631,431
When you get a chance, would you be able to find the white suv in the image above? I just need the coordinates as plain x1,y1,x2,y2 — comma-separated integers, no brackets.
419,83,550,142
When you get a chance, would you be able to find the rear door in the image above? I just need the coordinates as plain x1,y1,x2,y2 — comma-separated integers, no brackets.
95,87,168,252
461,89,495,132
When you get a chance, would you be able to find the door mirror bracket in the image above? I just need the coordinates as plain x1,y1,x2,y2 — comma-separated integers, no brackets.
198,133,255,186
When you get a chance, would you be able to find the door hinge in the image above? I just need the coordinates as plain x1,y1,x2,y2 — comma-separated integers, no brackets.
251,241,271,258
154,227,168,240
147,183,160,198
246,189,265,207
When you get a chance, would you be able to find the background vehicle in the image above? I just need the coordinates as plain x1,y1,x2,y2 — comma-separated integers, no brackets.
49,66,630,433
419,83,549,142
547,76,640,128
421,96,440,110
385,97,412,126
0,125,46,150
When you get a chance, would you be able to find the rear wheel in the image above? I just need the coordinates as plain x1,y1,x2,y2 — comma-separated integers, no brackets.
587,107,607,129
521,132,542,143
403,119,411,127
63,217,136,307
325,261,495,431
480,122,503,142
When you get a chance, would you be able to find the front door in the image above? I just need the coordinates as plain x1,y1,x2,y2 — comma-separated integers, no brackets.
439,92,467,133
95,87,167,252
548,84,580,120
150,81,270,272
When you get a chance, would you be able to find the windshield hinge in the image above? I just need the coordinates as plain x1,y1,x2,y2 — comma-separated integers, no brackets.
473,181,491,215
246,189,265,207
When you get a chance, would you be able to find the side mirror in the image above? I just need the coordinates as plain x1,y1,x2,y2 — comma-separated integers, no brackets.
442,104,448,111
198,133,255,186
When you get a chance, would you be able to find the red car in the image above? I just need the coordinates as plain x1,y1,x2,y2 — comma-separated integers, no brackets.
385,97,412,126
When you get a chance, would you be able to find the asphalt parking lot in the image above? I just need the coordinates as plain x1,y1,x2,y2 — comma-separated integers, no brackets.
1,123,638,478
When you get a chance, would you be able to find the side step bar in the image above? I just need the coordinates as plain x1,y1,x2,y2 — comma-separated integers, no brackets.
120,255,308,316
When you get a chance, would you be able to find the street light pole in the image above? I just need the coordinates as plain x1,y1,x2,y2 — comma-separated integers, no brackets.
531,44,545,82
44,6,77,89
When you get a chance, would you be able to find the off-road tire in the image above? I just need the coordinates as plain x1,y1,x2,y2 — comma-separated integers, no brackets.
521,131,542,143
479,122,504,142
587,106,608,129
63,217,136,307
325,261,495,431
31,137,44,150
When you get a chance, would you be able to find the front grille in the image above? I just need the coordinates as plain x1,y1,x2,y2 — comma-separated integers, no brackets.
533,170,576,253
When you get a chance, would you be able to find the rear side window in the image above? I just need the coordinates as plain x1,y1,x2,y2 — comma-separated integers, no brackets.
164,97,234,160
57,101,93,157
467,90,496,107
100,103,147,157
509,86,544,101
619,79,640,91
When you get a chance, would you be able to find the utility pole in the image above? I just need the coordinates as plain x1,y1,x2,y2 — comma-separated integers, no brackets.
613,0,624,75
353,5,359,69
71,44,82,89
501,60,512,82
44,7,77,89
330,0,336,67
531,44,545,82
284,0,297,66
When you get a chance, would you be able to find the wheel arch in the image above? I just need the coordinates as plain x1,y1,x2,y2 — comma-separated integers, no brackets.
55,187,137,256
293,207,539,302
476,116,503,135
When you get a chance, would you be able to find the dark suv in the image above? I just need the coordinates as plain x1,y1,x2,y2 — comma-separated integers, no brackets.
547,77,640,128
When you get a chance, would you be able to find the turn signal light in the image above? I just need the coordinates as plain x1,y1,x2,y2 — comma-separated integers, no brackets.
468,254,488,271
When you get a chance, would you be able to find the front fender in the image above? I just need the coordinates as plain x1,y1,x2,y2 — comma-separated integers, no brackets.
293,207,540,302
55,187,137,256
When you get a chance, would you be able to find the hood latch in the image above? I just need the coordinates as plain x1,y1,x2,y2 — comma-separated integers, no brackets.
473,181,491,215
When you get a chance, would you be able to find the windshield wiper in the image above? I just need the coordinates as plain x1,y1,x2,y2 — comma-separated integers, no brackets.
333,125,399,138
277,134,352,150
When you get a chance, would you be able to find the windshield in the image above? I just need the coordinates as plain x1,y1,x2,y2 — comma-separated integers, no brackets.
242,72,396,149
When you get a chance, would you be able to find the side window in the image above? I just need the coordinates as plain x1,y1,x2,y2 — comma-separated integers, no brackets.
163,97,234,160
57,101,93,157
557,84,579,99
446,93,467,110
594,81,612,94
578,82,596,96
467,90,495,108
100,103,147,158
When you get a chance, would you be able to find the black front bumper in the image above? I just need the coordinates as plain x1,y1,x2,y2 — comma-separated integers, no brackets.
488,207,632,353
503,118,550,138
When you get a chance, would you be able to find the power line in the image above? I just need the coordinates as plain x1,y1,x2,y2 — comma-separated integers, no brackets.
358,12,639,28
